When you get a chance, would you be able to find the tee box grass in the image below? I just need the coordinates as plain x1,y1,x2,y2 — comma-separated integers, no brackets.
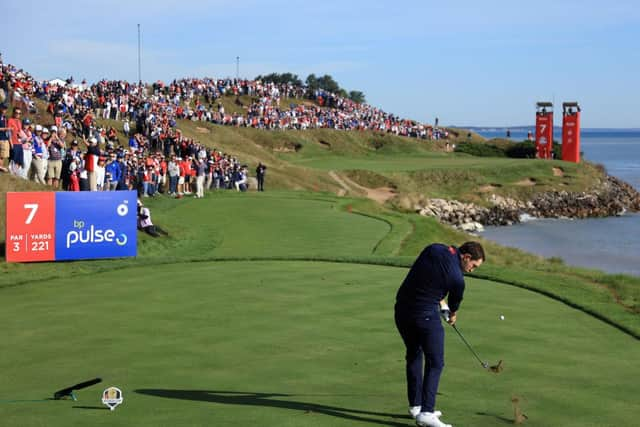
1,192,639,427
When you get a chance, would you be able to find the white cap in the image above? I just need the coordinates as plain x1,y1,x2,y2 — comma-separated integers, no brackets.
42,127,50,133
35,124,43,131
50,125,58,132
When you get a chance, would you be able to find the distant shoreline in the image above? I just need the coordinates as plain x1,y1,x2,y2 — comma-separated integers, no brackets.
458,126,640,132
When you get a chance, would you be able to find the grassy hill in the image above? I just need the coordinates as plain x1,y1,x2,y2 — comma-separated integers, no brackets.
18,95,606,205
90,115,607,208
1,97,639,426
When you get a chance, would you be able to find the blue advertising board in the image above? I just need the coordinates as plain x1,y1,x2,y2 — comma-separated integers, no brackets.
54,191,138,261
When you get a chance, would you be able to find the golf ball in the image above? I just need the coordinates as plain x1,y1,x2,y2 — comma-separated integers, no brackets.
500,315,505,320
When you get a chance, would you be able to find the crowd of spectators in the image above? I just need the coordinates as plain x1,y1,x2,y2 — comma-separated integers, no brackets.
1,57,446,196
154,77,445,139
1,61,250,197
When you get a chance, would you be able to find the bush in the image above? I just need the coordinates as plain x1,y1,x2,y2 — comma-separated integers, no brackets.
504,141,562,159
505,141,537,158
454,140,563,159
454,142,506,157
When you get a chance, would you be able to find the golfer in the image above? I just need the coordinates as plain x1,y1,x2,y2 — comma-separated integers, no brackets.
395,242,485,427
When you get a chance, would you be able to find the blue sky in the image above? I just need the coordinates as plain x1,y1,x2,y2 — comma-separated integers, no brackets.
4,0,639,128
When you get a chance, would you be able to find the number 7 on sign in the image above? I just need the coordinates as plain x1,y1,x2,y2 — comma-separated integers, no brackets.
24,204,39,224
6,192,55,263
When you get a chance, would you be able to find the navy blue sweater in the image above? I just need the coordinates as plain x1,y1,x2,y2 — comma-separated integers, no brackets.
395,243,465,314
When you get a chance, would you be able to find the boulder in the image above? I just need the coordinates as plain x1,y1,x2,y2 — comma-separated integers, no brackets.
414,173,640,230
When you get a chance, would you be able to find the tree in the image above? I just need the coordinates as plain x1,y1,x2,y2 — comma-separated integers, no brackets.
348,90,366,104
255,72,302,86
282,72,302,86
305,74,318,91
316,74,340,94
259,72,368,105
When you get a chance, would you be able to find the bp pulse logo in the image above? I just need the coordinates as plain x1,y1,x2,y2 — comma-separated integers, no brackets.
102,386,123,411
55,192,137,260
65,200,129,248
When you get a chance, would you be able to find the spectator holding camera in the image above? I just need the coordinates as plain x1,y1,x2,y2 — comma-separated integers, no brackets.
47,126,65,188
105,152,121,191
137,199,168,237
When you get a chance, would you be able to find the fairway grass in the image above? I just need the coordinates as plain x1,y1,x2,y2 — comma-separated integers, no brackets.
1,261,638,427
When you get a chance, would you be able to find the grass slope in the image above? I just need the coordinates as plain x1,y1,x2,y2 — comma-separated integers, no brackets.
173,120,605,204
90,114,605,205
2,192,638,334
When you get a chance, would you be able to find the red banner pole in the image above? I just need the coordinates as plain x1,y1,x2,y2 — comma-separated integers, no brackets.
562,103,581,163
535,104,553,159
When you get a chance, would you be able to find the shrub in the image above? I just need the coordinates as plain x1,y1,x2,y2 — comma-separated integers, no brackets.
504,141,562,159
454,142,506,157
505,141,537,158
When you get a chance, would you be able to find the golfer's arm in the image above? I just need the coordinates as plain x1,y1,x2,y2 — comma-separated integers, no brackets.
447,276,465,313
440,299,457,323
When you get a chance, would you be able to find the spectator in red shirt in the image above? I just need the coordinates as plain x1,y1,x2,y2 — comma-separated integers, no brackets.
177,156,186,196
7,108,26,176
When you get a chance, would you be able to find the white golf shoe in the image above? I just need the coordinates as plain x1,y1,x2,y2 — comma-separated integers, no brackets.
409,406,442,419
416,411,451,427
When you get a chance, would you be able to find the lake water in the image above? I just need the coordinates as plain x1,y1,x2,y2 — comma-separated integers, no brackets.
477,129,640,276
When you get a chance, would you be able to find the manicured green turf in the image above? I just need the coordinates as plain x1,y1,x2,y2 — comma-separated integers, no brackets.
278,152,522,172
4,96,635,427
155,192,389,258
1,192,637,334
1,261,638,426
1,191,638,427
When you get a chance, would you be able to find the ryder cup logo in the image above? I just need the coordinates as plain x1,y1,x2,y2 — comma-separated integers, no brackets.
102,386,123,410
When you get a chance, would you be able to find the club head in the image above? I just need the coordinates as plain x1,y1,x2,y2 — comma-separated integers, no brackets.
489,360,504,373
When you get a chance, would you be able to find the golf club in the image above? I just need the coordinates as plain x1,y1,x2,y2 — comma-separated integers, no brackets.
54,377,102,400
451,324,489,369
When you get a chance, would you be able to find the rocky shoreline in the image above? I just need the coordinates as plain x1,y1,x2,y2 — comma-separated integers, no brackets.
416,175,640,232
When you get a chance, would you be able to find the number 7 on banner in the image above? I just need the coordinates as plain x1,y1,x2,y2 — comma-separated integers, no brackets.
5,193,56,262
24,203,39,224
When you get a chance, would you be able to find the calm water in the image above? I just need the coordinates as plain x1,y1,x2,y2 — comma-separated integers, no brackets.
478,129,640,276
